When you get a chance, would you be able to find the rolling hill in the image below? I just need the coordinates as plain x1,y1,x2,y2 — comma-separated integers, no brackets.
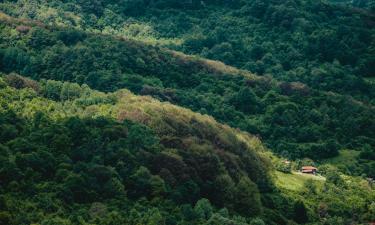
0,13,374,177
0,0,374,224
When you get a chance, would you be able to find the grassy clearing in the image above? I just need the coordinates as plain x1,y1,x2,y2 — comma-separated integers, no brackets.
274,171,325,192
365,77,375,84
319,149,362,175
321,149,359,167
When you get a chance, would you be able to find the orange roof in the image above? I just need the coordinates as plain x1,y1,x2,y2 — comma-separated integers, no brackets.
302,166,317,170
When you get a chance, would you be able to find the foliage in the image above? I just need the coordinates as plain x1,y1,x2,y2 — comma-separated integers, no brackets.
0,18,373,179
0,0,374,223
0,80,277,224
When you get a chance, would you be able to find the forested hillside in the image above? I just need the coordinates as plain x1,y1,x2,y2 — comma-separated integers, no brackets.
0,74,374,225
1,0,374,100
0,14,374,177
330,0,375,11
0,74,270,224
0,0,374,224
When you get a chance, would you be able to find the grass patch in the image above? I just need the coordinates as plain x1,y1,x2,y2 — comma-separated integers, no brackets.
274,171,325,192
365,77,375,83
321,149,359,167
319,149,361,175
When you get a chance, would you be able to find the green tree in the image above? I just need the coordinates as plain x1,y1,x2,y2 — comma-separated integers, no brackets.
293,200,308,224
194,198,213,220
60,82,82,101
250,218,266,225
0,211,11,225
231,87,260,114
234,177,262,216
42,80,63,100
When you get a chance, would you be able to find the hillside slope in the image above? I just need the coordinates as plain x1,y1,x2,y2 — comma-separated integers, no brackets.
0,74,274,224
0,14,374,178
1,0,374,100
1,74,374,225
0,4,374,223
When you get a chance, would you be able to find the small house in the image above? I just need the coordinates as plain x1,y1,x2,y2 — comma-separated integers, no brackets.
301,166,317,175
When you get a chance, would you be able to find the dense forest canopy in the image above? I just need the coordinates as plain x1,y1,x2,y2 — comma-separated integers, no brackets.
0,0,374,224
0,16,374,177
0,75,272,224
1,0,374,100
0,74,374,225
